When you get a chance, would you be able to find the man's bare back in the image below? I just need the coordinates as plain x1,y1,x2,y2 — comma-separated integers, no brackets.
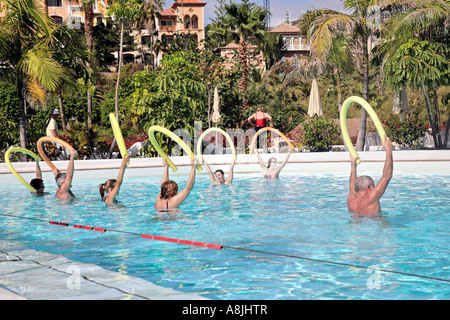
347,136,393,215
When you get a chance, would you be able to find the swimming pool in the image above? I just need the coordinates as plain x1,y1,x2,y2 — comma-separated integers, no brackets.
0,172,449,299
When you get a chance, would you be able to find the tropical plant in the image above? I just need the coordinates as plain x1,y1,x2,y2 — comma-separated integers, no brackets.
138,0,164,68
375,0,450,148
302,118,340,152
307,0,383,151
383,39,449,148
130,52,206,146
209,0,269,112
50,24,92,130
383,118,428,149
0,0,63,160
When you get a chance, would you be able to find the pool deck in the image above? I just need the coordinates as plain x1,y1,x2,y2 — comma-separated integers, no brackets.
0,240,208,300
1,149,449,300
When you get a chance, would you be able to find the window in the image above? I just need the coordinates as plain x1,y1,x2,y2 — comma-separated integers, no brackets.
293,38,300,50
191,15,198,29
184,16,190,29
284,37,292,50
161,20,173,26
47,0,62,7
50,16,63,25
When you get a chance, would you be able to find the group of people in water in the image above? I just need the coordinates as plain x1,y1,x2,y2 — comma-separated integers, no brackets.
28,132,393,215
27,106,394,215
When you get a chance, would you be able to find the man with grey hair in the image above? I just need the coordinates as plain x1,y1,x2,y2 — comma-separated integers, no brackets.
347,136,393,214
54,148,78,199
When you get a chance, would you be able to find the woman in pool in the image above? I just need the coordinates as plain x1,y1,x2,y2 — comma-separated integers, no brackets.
99,156,129,204
155,157,199,210
30,161,49,196
202,159,235,185
255,149,291,179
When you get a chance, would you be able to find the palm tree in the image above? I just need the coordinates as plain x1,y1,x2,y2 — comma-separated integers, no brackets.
0,0,63,160
308,1,380,151
82,0,95,125
139,0,164,69
376,0,450,148
50,24,92,130
209,0,269,112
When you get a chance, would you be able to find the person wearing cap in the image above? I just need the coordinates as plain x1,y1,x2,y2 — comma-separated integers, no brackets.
45,109,67,160
46,109,60,138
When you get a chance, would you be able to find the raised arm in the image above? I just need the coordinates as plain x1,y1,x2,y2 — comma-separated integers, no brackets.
372,136,393,198
107,156,129,202
60,149,77,192
275,150,291,174
169,158,198,207
35,161,43,180
161,158,169,184
349,154,359,197
225,160,235,184
202,159,217,183
254,149,266,171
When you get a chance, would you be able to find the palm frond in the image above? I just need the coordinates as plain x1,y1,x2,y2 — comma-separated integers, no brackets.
18,44,62,92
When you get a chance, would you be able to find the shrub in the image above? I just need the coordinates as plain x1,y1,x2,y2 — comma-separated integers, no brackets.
302,118,340,152
383,119,428,148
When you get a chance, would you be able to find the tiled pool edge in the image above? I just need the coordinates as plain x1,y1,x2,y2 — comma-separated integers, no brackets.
0,240,208,300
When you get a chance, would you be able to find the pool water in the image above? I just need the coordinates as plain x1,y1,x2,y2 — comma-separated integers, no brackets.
0,172,449,299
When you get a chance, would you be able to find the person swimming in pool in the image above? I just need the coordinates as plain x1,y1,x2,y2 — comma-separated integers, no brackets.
99,156,129,204
155,157,199,210
54,148,77,199
30,161,49,196
202,159,235,185
255,149,291,179
347,136,393,215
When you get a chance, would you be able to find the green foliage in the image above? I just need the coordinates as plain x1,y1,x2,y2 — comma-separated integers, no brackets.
383,118,428,149
302,118,340,152
384,39,449,91
0,81,19,150
129,52,206,152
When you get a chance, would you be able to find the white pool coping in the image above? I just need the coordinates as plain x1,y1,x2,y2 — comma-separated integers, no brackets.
0,240,207,300
1,150,450,187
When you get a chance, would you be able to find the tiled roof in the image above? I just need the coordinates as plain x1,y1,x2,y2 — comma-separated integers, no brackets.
270,23,301,34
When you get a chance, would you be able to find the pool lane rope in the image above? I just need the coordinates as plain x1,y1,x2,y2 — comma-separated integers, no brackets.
1,212,449,285
148,125,202,172
340,96,387,165
5,147,42,192
37,136,76,172
109,113,130,165
196,127,237,164
249,127,294,154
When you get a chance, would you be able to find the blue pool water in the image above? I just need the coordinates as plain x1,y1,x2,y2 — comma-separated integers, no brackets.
0,172,449,299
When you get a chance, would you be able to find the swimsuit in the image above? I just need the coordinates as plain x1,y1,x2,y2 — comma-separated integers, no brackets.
255,114,266,128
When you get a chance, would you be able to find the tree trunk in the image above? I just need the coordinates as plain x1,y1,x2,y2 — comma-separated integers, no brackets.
355,34,369,152
420,79,439,148
238,37,249,111
84,1,95,126
107,18,125,159
115,19,124,121
17,76,28,162
58,93,66,130
335,67,342,112
432,85,442,148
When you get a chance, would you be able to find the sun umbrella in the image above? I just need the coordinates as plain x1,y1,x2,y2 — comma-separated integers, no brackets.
211,86,222,124
307,78,323,117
